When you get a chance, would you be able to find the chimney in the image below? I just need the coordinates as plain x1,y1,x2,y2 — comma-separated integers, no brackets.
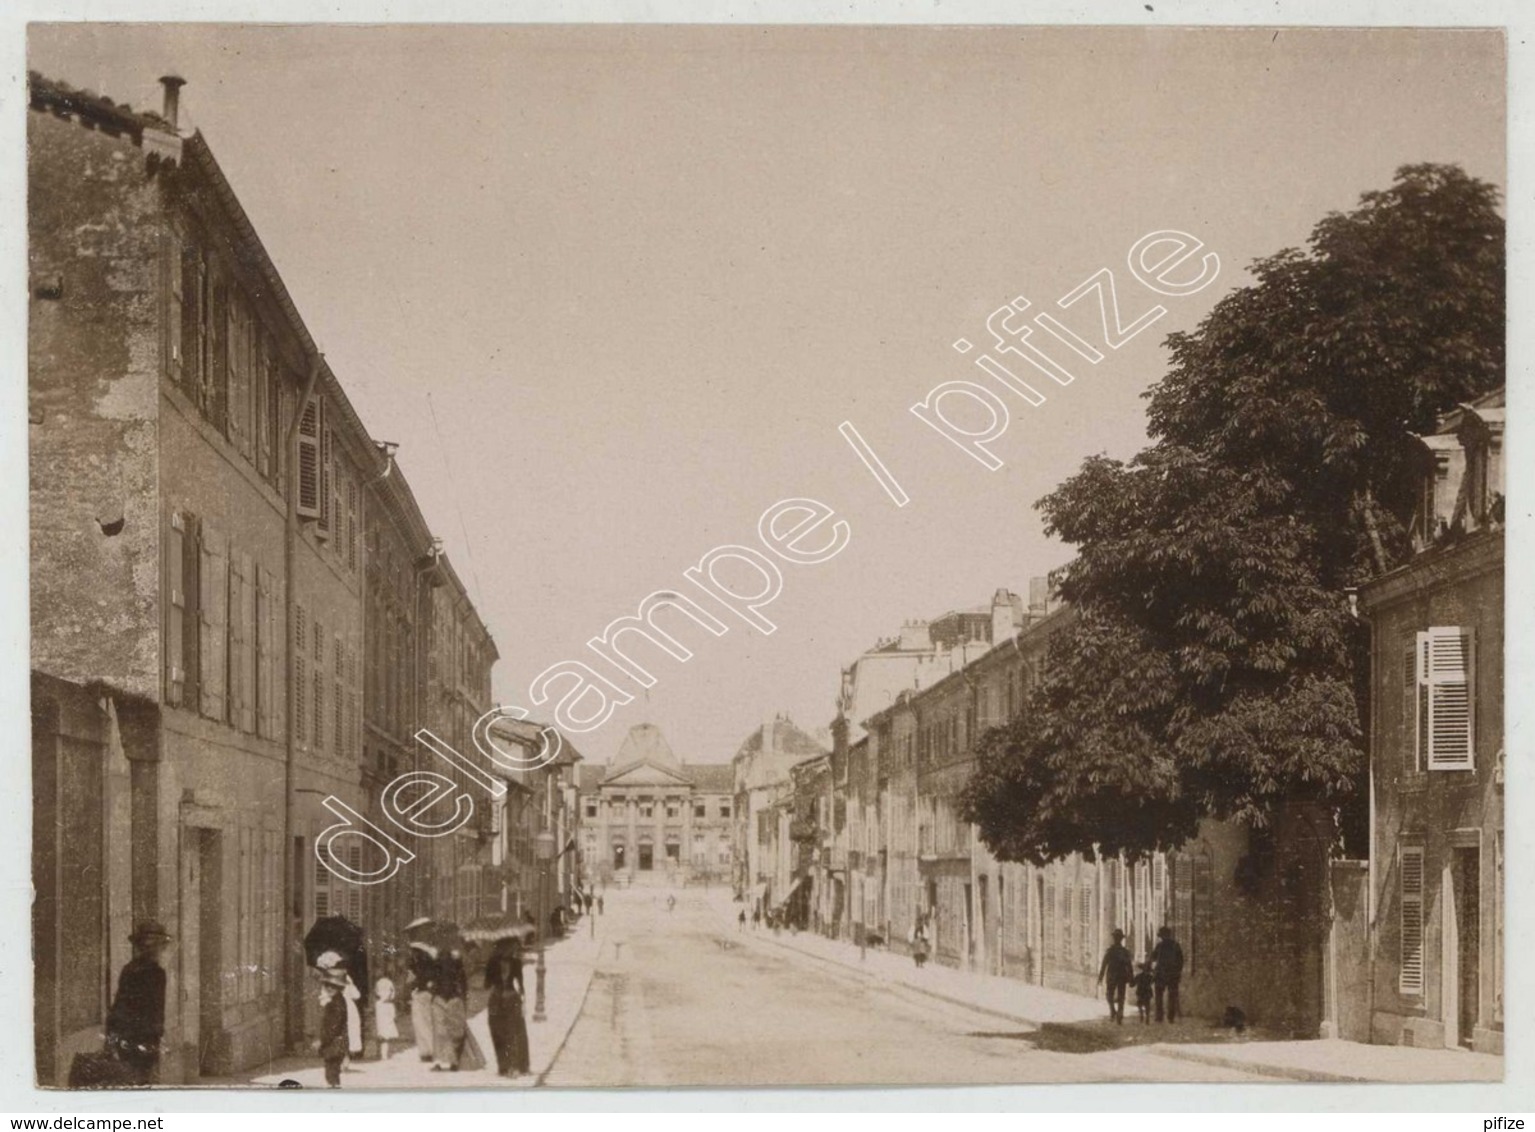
1028,576,1050,616
991,588,1019,641
159,75,186,129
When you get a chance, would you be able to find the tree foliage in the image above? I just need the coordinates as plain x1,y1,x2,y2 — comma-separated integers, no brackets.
962,164,1504,865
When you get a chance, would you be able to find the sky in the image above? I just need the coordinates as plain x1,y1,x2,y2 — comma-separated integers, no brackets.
28,24,1505,767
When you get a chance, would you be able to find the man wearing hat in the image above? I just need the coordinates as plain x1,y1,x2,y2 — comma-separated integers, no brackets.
1152,925,1185,1023
105,921,171,1084
1095,927,1134,1025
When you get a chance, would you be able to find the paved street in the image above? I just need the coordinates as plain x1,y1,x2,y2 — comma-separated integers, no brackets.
543,887,1274,1087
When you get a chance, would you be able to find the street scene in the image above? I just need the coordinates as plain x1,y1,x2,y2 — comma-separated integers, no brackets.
25,24,1506,1093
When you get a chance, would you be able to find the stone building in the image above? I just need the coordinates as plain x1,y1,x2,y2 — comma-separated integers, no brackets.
730,716,828,907
28,71,499,1083
574,724,734,888
1361,389,1504,1054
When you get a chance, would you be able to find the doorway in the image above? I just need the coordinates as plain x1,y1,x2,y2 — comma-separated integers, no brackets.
179,827,223,1079
638,843,654,871
1451,847,1481,1048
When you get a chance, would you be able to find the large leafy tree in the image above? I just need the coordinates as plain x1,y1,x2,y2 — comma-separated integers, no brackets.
962,164,1503,865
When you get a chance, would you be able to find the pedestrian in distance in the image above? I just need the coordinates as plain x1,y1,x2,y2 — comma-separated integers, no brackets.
316,969,350,1088
485,938,530,1078
104,921,172,1085
1096,928,1133,1025
911,921,930,969
1152,925,1185,1023
738,909,747,932
597,895,605,915
751,905,761,931
1132,960,1155,1024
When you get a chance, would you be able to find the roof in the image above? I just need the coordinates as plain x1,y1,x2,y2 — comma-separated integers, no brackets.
731,716,828,761
574,761,733,793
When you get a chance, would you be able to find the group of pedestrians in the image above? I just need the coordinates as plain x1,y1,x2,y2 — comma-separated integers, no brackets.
1096,925,1185,1026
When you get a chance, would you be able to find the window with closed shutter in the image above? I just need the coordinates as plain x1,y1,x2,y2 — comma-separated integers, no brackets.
255,567,270,738
296,397,322,520
198,521,228,721
319,425,334,535
239,553,257,732
313,620,326,752
334,633,345,758
164,234,183,385
1419,627,1474,770
1400,844,1425,995
294,605,308,745
228,300,250,458
183,248,205,399
165,512,187,706
228,553,246,730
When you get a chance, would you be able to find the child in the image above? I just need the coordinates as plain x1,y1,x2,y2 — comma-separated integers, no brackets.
1133,960,1155,1025
374,975,398,1060
317,970,350,1088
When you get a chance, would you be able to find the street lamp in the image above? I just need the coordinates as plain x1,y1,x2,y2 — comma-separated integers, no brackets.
533,829,556,1023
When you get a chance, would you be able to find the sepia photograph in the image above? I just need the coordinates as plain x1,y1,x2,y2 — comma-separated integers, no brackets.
21,18,1509,1096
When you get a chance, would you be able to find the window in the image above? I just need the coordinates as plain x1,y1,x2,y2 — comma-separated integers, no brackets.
586,801,598,818
640,800,654,818
312,618,326,752
1415,627,1475,770
229,551,257,733
197,520,228,721
164,511,188,706
719,802,731,819
296,396,323,521
1399,844,1425,995
666,801,679,819
694,802,707,819
294,605,308,744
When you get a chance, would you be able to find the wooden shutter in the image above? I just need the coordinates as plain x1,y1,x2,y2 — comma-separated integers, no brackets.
313,620,326,752
319,424,334,535
228,554,245,730
198,521,228,721
209,278,228,431
1404,638,1422,772
296,396,322,520
164,234,183,384
239,552,257,733
334,632,345,758
314,848,332,918
185,249,205,400
294,604,308,745
1422,627,1474,770
1399,845,1425,995
346,477,359,573
255,567,270,738
165,511,187,706
228,301,249,457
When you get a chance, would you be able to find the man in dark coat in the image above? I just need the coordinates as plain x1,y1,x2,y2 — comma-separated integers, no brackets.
1152,925,1185,1023
1095,928,1133,1024
105,921,171,1084
317,969,350,1088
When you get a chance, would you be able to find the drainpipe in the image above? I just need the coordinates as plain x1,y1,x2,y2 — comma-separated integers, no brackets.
282,351,322,1049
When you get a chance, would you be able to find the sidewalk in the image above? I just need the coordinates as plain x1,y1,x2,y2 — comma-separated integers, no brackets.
741,919,1104,1026
1152,1038,1504,1083
237,928,604,1091
741,917,1504,1084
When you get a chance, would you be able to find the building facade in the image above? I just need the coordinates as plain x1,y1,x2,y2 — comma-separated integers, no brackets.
29,72,501,1083
1362,390,1504,1054
575,724,735,888
730,715,829,907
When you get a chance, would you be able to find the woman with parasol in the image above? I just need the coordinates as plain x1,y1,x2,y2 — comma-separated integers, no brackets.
472,918,535,1077
403,918,440,1064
